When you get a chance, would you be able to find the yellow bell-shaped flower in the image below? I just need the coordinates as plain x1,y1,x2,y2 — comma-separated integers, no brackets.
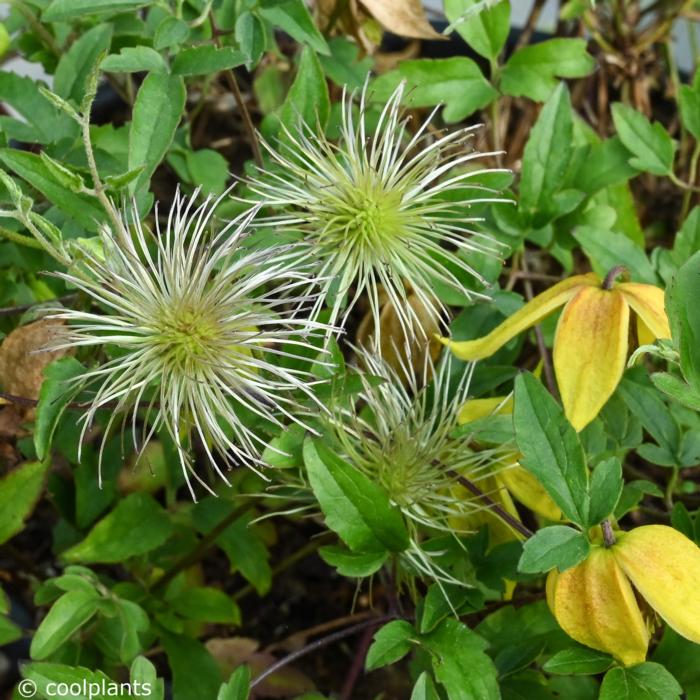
441,269,670,431
547,525,700,666
614,525,700,645
547,545,649,666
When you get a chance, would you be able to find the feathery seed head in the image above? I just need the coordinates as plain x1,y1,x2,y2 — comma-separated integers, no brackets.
247,80,511,348
50,189,333,500
328,347,507,586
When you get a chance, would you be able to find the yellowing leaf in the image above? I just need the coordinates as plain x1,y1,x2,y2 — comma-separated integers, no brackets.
457,396,512,424
618,282,671,341
549,547,648,666
498,465,562,522
441,273,598,361
553,286,629,431
359,0,443,39
614,525,700,645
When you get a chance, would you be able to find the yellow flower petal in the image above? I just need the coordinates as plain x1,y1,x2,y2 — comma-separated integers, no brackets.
457,396,513,424
618,282,671,341
553,286,629,432
440,273,599,361
549,546,649,666
497,465,563,522
613,525,700,644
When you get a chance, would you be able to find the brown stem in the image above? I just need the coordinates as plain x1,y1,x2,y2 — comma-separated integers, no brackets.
520,251,559,399
601,519,616,547
340,621,378,700
602,265,628,290
151,503,251,593
209,13,263,168
250,615,396,691
444,467,533,538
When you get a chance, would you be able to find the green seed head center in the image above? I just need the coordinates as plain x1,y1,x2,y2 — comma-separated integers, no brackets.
156,305,222,364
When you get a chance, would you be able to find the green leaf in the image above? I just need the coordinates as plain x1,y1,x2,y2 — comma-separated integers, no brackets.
54,24,112,103
519,83,574,227
280,46,330,131
131,656,165,700
588,457,623,524
513,373,590,527
672,206,700,263
444,0,510,60
304,439,410,553
518,526,590,574
62,493,174,564
0,149,105,231
185,149,229,195
35,357,85,461
258,0,329,55
421,618,499,700
543,646,613,675
154,17,189,50
218,665,251,700
0,614,21,645
162,633,222,700
680,84,700,141
618,374,680,456
611,103,675,176
172,46,246,76
668,250,700,394
0,461,50,546
192,501,272,595
651,372,700,411
104,165,146,192
102,46,167,73
318,545,388,577
371,57,497,123
319,37,373,90
0,73,77,144
236,12,267,70
599,662,682,700
568,137,638,195
23,663,116,699
500,39,595,101
30,589,100,660
365,620,416,671
170,587,241,625
43,0,148,21
39,152,85,192
411,672,441,700
128,72,186,194
573,226,656,284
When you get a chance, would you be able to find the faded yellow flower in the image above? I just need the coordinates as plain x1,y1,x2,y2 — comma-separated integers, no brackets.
547,525,700,666
441,268,670,431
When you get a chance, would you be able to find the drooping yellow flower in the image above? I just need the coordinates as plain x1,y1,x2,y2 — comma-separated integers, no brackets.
441,269,670,431
546,525,700,666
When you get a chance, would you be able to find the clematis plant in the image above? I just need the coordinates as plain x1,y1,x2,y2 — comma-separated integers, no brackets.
441,266,670,431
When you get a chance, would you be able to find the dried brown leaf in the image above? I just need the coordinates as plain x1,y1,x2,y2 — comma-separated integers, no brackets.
0,319,68,400
358,0,443,39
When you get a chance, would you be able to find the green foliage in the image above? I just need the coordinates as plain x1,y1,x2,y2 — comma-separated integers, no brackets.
2,0,700,697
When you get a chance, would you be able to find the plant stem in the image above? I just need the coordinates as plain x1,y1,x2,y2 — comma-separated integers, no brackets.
232,531,334,601
444,467,533,538
209,13,263,168
0,224,45,250
151,502,251,593
601,519,616,547
602,265,629,290
250,615,396,691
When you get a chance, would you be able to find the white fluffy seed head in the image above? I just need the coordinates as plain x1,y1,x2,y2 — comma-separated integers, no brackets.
50,188,334,500
246,80,511,351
